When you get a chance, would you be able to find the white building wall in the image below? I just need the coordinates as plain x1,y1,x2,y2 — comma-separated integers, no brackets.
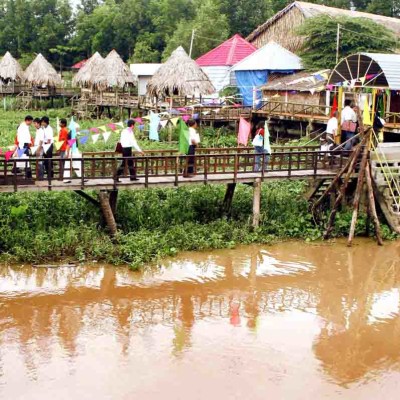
201,66,233,95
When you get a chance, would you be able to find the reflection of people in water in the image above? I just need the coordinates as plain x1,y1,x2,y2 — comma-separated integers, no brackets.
173,294,195,355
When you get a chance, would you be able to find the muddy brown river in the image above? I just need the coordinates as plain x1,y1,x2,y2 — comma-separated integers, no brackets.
1,239,400,399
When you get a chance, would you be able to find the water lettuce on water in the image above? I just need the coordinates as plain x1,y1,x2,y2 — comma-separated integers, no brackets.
0,181,392,269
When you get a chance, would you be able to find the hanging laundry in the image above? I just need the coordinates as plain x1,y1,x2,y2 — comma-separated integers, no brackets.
237,117,251,146
149,112,160,141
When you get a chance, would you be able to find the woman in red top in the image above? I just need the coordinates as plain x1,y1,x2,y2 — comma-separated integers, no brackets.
58,119,70,181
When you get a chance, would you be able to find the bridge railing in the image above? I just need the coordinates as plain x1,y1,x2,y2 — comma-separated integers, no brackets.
0,150,344,190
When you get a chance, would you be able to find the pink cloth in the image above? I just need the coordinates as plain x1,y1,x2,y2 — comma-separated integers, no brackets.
68,139,77,147
5,150,13,161
182,115,190,122
134,117,143,124
237,117,251,146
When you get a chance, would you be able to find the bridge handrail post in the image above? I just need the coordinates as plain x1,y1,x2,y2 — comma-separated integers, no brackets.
47,156,53,191
145,157,149,188
313,152,318,178
234,154,238,182
261,153,265,181
175,156,179,186
81,158,85,189
288,152,292,177
204,155,208,184
13,159,17,192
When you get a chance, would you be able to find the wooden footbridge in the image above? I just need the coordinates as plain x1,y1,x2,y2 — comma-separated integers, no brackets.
0,145,343,234
0,145,342,194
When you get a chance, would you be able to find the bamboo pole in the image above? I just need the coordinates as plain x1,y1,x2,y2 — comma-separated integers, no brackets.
347,133,370,246
347,94,370,246
365,160,383,245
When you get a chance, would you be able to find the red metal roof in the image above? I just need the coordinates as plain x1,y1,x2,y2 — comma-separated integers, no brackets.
72,59,87,69
196,34,257,67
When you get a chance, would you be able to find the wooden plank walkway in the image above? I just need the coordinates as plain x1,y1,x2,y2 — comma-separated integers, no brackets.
0,149,345,193
0,169,336,193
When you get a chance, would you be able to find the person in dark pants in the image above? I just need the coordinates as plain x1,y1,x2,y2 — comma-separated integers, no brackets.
185,119,200,177
117,119,144,181
41,116,54,178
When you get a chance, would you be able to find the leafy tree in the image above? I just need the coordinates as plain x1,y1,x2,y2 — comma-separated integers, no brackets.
79,0,102,13
220,0,272,37
297,15,397,70
163,0,229,60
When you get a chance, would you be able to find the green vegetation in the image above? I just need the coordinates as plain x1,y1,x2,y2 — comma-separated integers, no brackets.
0,108,240,151
0,181,393,269
297,15,397,70
0,0,397,66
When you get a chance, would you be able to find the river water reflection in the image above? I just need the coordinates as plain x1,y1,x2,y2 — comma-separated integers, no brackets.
1,239,400,399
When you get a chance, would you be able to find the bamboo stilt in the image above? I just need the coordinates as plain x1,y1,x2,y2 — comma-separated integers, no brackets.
365,160,383,246
347,147,368,246
322,135,368,239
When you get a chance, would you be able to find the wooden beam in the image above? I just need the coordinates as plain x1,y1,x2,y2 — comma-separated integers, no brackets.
99,191,117,236
252,178,261,228
222,183,236,217
74,190,100,207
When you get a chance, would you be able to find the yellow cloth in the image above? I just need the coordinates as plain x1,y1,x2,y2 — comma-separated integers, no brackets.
363,98,372,126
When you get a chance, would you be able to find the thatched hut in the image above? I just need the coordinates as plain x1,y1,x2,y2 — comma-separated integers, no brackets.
147,46,215,99
72,52,104,88
247,1,400,53
0,51,25,94
91,49,136,91
0,52,24,84
261,69,330,111
24,53,62,90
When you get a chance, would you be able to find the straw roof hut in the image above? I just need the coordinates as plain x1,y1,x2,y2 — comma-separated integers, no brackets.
147,46,215,97
72,52,104,88
24,53,62,87
92,49,136,90
0,52,24,83
247,1,400,53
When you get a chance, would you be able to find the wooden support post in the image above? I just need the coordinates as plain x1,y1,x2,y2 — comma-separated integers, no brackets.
109,189,118,217
252,178,261,228
99,190,117,236
222,183,236,217
365,161,383,245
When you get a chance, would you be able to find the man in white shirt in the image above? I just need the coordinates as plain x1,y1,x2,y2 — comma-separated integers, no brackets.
41,116,54,178
117,120,144,181
33,117,44,179
341,100,357,150
15,115,33,178
326,111,338,143
185,119,200,177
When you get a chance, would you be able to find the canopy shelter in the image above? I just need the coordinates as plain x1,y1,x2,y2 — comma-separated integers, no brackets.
147,46,215,98
328,53,400,90
232,41,303,106
328,53,400,128
0,52,24,84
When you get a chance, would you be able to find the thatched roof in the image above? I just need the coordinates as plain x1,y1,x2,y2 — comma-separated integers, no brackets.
24,53,62,87
72,52,104,87
247,1,400,44
92,49,136,90
261,69,330,92
0,52,24,83
147,46,215,97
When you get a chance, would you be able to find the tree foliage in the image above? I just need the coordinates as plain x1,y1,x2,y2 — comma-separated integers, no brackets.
297,15,397,70
0,0,397,67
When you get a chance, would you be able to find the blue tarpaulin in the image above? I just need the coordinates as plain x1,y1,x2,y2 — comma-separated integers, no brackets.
235,70,294,107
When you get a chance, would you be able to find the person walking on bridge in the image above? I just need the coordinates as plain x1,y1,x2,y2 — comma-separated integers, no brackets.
252,121,270,172
341,100,357,150
41,116,54,178
117,120,144,181
15,115,33,178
